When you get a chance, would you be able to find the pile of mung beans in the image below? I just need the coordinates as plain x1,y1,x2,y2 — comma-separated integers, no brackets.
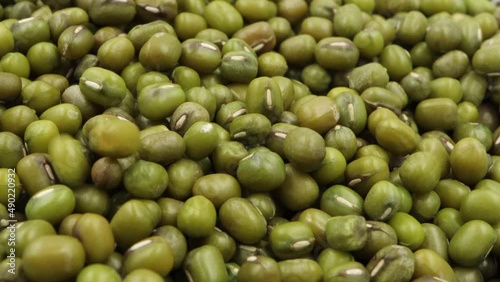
0,0,500,281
